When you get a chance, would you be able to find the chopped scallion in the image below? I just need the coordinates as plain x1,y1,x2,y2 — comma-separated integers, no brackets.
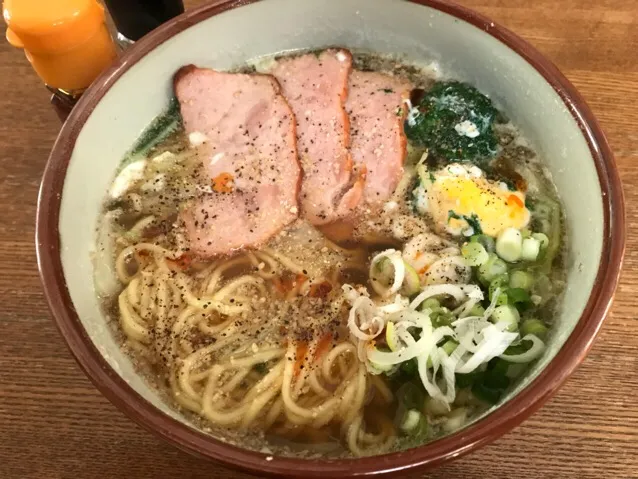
496,227,523,262
490,305,520,332
461,242,489,266
521,318,549,338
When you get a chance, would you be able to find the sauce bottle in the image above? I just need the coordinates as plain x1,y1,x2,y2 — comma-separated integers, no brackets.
103,0,184,47
3,0,118,120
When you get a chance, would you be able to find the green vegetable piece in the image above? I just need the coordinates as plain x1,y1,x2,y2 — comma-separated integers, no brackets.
509,270,534,290
448,210,461,222
374,257,394,287
496,227,523,262
448,211,483,235
521,237,541,261
400,409,427,435
468,303,486,317
420,297,441,311
431,307,454,328
462,241,489,266
503,338,534,356
471,234,496,254
386,321,400,352
401,261,421,296
491,305,520,331
489,274,509,302
478,253,508,285
441,339,459,356
506,288,532,310
464,214,483,235
405,81,499,164
532,232,550,249
521,318,549,338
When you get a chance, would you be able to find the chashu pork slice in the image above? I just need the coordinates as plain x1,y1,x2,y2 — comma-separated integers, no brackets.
346,70,413,207
271,49,364,225
174,66,301,257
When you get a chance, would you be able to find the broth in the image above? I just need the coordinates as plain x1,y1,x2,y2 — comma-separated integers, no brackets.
94,50,565,458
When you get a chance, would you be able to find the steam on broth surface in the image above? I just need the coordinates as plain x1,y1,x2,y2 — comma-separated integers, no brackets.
94,49,565,457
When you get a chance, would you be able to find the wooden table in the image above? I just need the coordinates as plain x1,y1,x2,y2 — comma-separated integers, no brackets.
1,1,636,478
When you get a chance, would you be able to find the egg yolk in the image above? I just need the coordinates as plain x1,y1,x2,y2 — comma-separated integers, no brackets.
429,176,530,236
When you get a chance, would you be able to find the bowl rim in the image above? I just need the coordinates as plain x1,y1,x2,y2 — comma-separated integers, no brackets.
35,0,626,477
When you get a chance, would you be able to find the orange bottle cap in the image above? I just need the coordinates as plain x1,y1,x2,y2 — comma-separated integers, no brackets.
3,0,107,53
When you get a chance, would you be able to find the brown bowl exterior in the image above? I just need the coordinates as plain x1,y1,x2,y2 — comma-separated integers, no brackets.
35,0,625,477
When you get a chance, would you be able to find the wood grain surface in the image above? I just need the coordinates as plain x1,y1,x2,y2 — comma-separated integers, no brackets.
1,1,636,478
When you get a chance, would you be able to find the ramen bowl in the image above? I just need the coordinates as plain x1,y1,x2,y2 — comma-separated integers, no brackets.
36,0,625,476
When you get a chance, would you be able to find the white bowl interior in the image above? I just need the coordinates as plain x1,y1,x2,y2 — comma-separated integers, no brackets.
58,0,603,446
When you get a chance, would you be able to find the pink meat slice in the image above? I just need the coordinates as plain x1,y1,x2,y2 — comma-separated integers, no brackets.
173,66,301,257
271,49,364,225
346,70,413,206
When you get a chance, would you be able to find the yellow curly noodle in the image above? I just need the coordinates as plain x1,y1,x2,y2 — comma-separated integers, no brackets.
114,239,396,456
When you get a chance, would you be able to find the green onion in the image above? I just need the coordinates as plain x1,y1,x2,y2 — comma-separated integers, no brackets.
496,227,523,262
532,232,549,249
490,305,520,331
521,237,541,261
468,304,486,316
401,261,421,296
386,321,400,352
471,234,496,254
509,270,533,290
521,318,549,338
489,274,509,305
431,307,454,328
400,409,425,435
478,253,508,285
375,257,394,284
420,297,440,311
441,339,459,356
461,242,489,266
506,288,532,309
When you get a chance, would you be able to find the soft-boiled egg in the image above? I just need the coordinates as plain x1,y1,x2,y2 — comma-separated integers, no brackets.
413,163,530,237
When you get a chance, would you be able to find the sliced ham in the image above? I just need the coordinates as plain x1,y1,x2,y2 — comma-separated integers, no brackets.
346,71,413,206
173,66,301,257
271,49,364,225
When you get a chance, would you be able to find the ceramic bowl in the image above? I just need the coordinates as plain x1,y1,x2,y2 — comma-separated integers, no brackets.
36,0,625,477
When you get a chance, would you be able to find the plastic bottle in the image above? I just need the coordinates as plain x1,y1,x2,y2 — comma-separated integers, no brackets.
3,0,118,119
